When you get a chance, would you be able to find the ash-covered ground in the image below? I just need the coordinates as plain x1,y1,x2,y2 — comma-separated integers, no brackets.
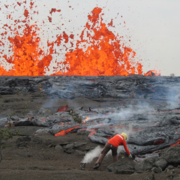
1,76,180,180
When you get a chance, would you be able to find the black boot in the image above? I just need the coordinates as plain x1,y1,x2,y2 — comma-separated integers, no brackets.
93,163,101,169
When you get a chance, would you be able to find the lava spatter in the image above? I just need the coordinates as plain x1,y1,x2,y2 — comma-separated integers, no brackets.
6,24,52,76
54,7,144,76
0,2,160,76
0,2,63,76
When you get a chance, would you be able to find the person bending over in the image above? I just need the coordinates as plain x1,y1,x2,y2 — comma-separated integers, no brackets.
93,132,132,169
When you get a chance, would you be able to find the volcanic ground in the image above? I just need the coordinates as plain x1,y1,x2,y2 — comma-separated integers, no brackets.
1,75,180,180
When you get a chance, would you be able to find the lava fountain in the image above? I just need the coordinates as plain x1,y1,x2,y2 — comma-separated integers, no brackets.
0,1,160,76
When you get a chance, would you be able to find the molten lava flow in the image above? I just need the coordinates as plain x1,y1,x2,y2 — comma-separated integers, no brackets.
0,2,160,76
173,111,180,114
83,117,90,123
88,129,96,137
57,105,68,112
55,125,80,136
170,139,180,147
130,128,143,132
153,139,165,145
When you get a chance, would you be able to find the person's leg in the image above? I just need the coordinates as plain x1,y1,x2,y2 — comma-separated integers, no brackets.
113,155,118,162
111,145,118,162
94,143,111,169
95,153,106,164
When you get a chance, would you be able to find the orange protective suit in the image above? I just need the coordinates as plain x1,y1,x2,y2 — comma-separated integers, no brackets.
108,134,130,155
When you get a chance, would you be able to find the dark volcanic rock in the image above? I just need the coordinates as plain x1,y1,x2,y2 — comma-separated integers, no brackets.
1,75,180,161
126,125,180,155
75,150,85,156
31,136,42,144
115,169,134,174
142,173,156,180
0,118,8,126
107,159,135,173
64,148,74,154
172,176,180,180
42,139,55,146
16,136,31,148
64,143,74,149
151,167,162,173
154,159,167,170
167,165,174,169
160,145,180,164
134,157,156,172
54,145,63,151
0,76,180,102
73,142,87,148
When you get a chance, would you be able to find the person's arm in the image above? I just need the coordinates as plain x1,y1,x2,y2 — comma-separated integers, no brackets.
122,139,131,155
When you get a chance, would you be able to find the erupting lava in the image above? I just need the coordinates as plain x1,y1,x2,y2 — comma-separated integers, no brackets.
3,24,53,76
55,7,142,76
0,1,160,76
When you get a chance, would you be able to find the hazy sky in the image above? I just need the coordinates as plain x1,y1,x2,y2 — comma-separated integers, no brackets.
0,0,180,76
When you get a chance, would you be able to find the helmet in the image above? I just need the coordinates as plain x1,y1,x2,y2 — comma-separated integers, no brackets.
121,132,128,140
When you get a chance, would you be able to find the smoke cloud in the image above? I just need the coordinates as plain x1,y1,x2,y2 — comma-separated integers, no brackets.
166,86,180,109
84,102,156,124
81,145,103,163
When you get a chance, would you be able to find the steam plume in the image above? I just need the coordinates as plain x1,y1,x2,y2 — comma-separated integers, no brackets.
81,146,102,163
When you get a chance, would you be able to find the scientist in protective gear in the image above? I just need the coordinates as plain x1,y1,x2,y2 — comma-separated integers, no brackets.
93,132,132,169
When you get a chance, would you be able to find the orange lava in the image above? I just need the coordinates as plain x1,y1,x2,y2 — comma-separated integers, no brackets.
144,70,161,76
54,7,144,76
0,2,160,76
88,129,96,137
173,111,180,114
153,139,165,145
57,105,68,112
55,125,80,136
83,117,90,123
1,24,53,76
170,139,180,147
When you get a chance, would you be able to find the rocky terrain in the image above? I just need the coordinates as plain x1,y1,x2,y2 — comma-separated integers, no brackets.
0,75,180,180
1,123,180,180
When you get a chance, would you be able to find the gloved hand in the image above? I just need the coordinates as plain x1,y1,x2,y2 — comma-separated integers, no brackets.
129,154,133,158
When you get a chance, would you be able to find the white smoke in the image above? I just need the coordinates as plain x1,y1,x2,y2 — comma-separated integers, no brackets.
41,97,59,109
84,102,156,123
165,86,180,109
114,128,131,139
81,145,103,164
